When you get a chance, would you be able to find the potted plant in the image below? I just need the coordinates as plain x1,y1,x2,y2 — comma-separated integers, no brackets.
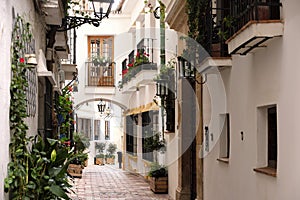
67,132,90,178
92,56,110,66
148,162,168,193
95,142,106,165
105,143,117,164
134,50,150,67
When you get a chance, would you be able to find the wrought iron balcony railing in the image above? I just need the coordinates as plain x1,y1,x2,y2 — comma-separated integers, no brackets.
184,0,230,64
121,63,157,85
229,0,281,38
86,60,114,87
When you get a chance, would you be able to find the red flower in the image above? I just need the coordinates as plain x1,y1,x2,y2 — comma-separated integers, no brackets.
122,69,128,76
127,63,134,67
68,86,73,92
64,141,71,147
19,58,25,63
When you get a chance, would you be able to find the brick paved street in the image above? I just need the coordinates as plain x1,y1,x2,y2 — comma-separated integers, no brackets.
69,165,171,200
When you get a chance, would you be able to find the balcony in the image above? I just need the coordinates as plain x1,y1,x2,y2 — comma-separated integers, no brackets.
55,31,69,59
61,63,77,80
40,0,64,25
201,1,230,59
226,0,283,55
86,60,114,87
120,39,157,93
121,63,157,93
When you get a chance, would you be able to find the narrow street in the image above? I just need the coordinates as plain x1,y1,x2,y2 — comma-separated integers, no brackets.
69,165,170,200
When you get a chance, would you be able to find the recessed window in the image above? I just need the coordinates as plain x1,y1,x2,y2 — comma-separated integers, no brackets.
267,106,277,169
218,113,230,163
126,115,137,155
255,105,277,177
94,120,100,140
142,111,159,162
105,121,110,140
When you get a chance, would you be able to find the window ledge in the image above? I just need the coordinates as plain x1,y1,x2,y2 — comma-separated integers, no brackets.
217,157,229,164
253,167,277,177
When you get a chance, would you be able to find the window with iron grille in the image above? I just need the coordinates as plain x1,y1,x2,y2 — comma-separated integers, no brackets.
126,115,137,155
142,111,159,162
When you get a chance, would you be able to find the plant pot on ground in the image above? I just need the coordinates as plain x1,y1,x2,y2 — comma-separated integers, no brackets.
148,163,168,194
95,142,106,165
105,143,117,164
95,154,105,165
105,155,115,165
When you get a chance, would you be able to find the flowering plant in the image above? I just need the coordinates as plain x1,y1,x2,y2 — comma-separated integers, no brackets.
127,50,150,68
134,51,150,66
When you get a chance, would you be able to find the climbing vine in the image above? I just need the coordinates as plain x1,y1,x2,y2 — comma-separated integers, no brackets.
57,87,73,138
5,15,32,198
5,15,74,200
186,0,209,43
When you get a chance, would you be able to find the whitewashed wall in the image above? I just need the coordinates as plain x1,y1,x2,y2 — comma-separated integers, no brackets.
0,1,12,199
203,0,300,199
0,0,46,199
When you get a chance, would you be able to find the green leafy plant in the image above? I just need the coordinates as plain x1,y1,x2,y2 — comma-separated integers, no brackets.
95,154,105,158
154,58,175,81
57,88,74,138
106,143,117,158
92,56,111,66
148,162,168,178
134,50,150,66
72,132,90,165
95,142,106,157
217,16,236,40
144,131,166,153
5,16,75,200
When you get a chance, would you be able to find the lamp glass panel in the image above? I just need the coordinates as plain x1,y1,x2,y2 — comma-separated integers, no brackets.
184,61,189,77
178,57,184,78
98,101,106,113
163,81,168,96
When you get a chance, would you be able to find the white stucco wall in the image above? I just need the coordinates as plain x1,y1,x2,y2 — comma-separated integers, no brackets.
73,12,132,167
0,0,46,199
73,15,132,108
0,2,12,199
203,1,300,199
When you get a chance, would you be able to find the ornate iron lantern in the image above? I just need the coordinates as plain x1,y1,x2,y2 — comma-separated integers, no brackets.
59,0,114,31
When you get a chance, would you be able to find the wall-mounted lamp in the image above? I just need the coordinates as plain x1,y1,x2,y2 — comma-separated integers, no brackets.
58,0,114,31
177,56,207,84
156,79,169,98
73,78,79,92
26,54,37,66
97,99,106,114
59,69,65,84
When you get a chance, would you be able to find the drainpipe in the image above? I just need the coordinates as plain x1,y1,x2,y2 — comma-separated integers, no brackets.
159,1,166,138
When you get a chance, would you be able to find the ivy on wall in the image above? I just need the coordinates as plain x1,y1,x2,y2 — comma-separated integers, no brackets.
5,15,74,200
186,0,210,44
5,15,32,198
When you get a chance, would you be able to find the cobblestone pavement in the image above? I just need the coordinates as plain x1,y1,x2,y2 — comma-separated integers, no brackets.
69,165,171,200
